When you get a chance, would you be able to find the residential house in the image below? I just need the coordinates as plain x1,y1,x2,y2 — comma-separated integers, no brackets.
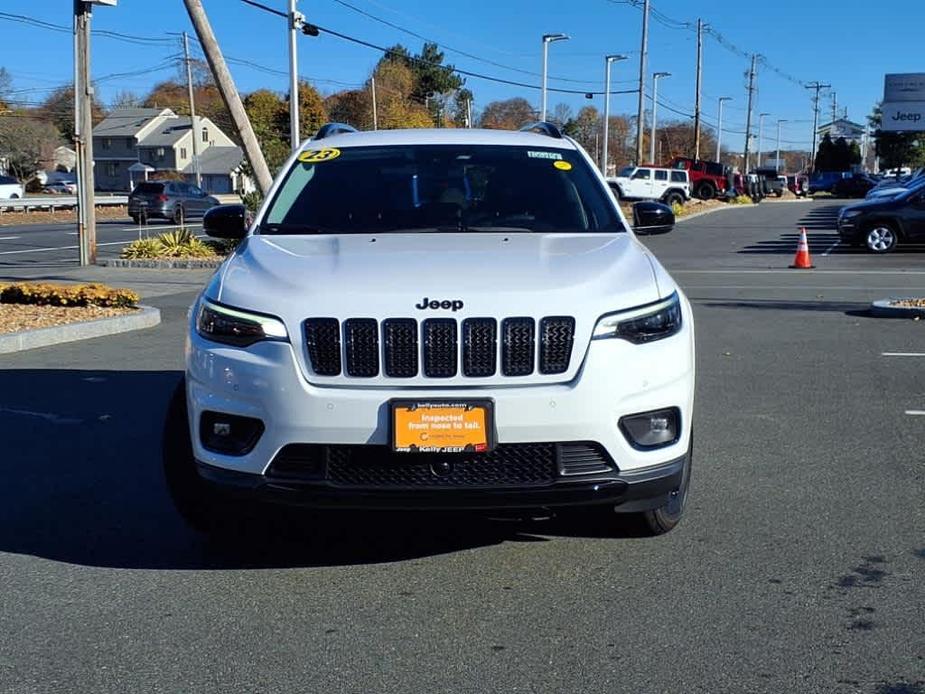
93,107,177,191
93,108,253,195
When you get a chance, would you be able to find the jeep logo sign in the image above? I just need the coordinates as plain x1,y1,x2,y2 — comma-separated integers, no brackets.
415,297,464,311
880,101,925,132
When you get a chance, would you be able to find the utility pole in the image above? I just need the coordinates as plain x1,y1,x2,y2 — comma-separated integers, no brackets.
466,97,472,128
74,0,97,266
287,0,300,150
183,32,202,188
805,81,830,173
743,54,757,172
634,0,650,164
183,0,272,195
831,91,837,126
693,19,705,159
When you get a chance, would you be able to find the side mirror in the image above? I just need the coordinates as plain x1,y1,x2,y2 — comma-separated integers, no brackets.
203,204,249,239
632,201,675,235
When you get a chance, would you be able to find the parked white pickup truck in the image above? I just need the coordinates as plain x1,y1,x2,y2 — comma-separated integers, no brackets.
608,166,690,206
0,175,24,200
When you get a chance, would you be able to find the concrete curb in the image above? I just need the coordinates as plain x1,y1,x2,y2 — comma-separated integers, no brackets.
0,305,161,353
102,258,223,269
676,204,745,223
870,299,925,319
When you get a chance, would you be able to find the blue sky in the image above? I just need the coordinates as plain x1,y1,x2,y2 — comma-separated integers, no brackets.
1,0,922,151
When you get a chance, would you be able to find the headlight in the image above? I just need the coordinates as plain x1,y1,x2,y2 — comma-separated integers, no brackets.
592,292,682,344
841,209,862,219
195,298,288,347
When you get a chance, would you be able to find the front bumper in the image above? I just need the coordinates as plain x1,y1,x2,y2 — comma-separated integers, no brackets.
184,294,695,508
196,452,688,512
837,217,863,240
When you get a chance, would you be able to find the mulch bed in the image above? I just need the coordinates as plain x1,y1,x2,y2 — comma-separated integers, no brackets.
891,299,925,308
0,304,135,335
0,206,129,226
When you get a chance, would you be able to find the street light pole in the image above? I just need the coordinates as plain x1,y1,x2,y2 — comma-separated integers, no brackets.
634,0,650,163
602,54,628,176
757,112,769,169
716,97,731,163
287,0,302,150
540,33,569,121
650,71,671,164
776,119,787,172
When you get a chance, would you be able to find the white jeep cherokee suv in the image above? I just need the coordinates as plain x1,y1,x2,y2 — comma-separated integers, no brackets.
163,123,695,536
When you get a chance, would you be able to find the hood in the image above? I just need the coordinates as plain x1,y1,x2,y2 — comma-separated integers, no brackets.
842,196,902,214
214,232,664,385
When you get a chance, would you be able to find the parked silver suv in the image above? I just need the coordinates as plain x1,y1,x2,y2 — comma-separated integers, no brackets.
127,180,219,224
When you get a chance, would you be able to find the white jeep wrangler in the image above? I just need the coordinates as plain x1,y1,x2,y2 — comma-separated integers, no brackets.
163,123,696,537
609,166,690,207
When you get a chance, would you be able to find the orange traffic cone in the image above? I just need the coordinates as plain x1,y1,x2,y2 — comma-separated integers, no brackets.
790,227,815,269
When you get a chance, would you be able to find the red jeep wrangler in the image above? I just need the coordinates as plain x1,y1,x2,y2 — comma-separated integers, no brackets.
669,157,728,200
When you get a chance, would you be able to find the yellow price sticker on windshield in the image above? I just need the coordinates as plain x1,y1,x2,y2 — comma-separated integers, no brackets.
298,148,341,163
554,160,572,171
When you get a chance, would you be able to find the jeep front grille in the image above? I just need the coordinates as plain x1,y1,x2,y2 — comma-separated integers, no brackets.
303,316,575,378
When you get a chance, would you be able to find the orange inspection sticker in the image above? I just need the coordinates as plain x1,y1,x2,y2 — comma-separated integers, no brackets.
392,401,492,453
554,160,573,171
297,148,341,163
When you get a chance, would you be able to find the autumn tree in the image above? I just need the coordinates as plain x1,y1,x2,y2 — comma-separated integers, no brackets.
0,67,11,111
325,88,373,131
110,90,142,110
479,97,535,130
0,114,62,180
243,89,290,173
38,86,105,142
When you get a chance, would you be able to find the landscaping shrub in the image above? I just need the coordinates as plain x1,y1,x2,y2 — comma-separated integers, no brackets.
120,228,219,259
242,190,263,213
0,282,139,308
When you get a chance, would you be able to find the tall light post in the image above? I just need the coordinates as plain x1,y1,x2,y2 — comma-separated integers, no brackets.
716,96,732,163
540,33,569,121
602,54,628,177
757,112,769,169
649,71,671,164
776,119,787,172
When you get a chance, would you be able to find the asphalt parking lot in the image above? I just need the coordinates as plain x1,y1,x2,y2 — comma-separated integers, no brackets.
1,199,923,693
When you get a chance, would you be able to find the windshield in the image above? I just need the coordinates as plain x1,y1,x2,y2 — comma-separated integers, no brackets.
618,166,636,178
261,144,625,234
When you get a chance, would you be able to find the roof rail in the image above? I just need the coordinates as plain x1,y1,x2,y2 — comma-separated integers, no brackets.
313,122,358,140
519,121,563,139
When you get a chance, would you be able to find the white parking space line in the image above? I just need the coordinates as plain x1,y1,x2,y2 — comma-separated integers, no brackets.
905,410,925,416
0,236,22,241
0,239,136,256
676,270,925,275
117,223,202,232
821,240,840,256
882,352,925,357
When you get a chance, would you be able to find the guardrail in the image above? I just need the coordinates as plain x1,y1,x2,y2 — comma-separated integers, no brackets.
0,194,128,214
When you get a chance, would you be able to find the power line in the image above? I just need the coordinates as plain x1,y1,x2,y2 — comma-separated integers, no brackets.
241,0,632,97
330,0,599,86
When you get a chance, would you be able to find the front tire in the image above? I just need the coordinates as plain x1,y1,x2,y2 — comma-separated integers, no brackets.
162,378,238,535
695,182,715,200
638,446,691,535
664,191,684,207
865,223,898,253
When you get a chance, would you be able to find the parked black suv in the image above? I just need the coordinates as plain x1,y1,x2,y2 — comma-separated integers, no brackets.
837,186,925,253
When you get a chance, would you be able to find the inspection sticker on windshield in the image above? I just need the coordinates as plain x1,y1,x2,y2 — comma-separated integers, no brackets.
298,148,341,163
527,150,563,160
554,160,572,171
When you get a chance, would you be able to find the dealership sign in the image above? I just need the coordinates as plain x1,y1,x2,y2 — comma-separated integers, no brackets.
881,74,925,131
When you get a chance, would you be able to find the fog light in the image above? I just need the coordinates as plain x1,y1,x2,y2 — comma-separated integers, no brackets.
200,411,264,455
619,408,680,450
